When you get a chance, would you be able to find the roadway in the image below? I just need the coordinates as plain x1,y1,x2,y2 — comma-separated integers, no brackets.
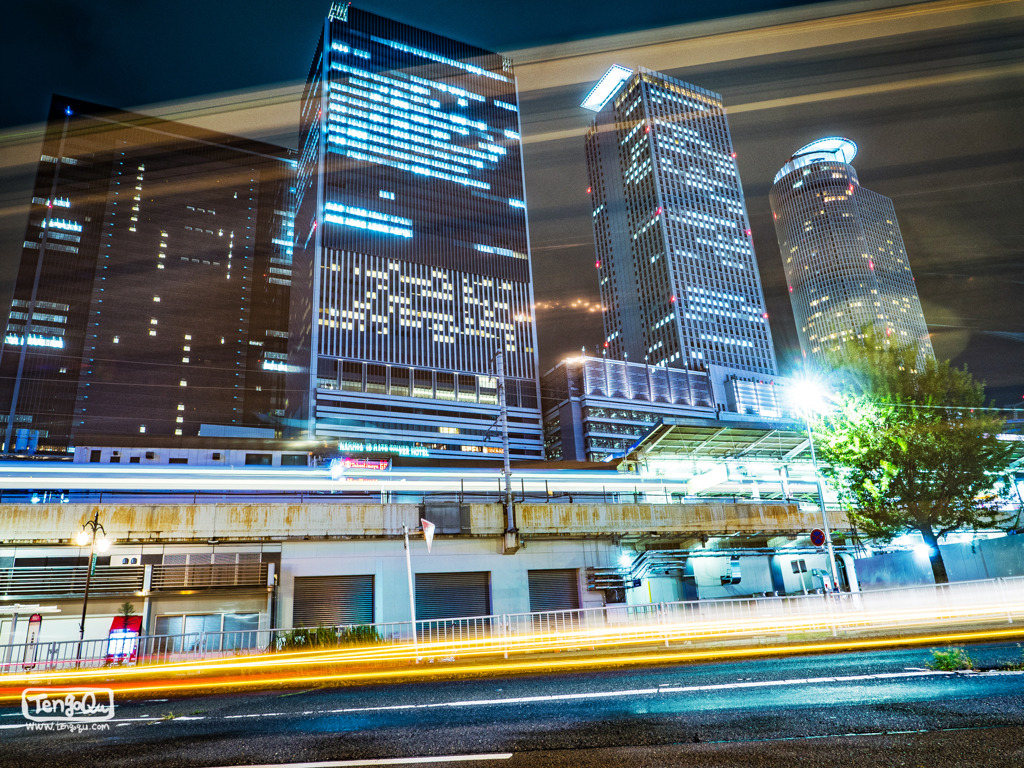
2,641,1022,767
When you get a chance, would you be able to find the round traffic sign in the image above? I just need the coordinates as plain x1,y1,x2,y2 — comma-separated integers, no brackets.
810,528,826,547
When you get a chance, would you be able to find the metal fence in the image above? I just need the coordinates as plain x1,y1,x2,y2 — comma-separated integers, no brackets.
2,576,1022,676
0,488,818,508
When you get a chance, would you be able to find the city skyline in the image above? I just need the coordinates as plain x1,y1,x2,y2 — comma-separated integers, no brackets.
0,0,1021,404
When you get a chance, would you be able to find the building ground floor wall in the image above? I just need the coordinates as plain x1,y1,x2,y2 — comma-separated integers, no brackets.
855,534,1024,590
1,536,867,649
0,593,270,648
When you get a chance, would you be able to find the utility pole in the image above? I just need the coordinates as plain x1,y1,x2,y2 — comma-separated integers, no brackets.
495,352,518,553
403,524,419,661
804,415,840,590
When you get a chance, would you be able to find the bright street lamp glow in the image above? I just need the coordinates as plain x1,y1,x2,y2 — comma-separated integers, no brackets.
75,530,91,547
789,378,830,417
95,535,111,553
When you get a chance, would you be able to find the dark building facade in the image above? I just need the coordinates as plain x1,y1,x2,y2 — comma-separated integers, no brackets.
287,3,543,461
1,96,294,453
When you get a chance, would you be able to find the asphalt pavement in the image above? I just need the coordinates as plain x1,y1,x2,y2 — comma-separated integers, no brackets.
2,641,1023,767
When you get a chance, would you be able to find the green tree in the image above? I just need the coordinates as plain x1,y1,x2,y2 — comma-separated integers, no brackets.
811,332,1014,583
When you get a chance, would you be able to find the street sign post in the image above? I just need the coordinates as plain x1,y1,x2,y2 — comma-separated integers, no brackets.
404,518,435,661
23,614,42,671
810,528,827,547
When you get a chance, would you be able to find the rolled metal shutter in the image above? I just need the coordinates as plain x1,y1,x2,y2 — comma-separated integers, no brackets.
293,575,374,627
528,569,580,612
415,572,490,620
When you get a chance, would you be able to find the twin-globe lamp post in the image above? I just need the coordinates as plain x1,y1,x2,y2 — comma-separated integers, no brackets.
789,379,841,591
74,511,112,664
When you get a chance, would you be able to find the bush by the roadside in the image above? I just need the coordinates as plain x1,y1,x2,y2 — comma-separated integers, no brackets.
926,647,974,671
275,624,383,652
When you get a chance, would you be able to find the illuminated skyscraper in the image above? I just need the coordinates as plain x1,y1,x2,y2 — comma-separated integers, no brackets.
769,138,933,364
288,3,543,461
582,67,777,386
0,96,293,454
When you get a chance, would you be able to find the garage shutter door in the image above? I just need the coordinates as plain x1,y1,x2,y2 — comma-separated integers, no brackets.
415,572,490,620
528,569,580,612
293,575,374,627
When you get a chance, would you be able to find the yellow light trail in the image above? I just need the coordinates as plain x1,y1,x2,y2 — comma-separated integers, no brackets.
1,627,1020,703
1,597,1021,694
8,600,1024,683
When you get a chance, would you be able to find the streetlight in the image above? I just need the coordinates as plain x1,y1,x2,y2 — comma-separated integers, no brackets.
789,378,841,591
74,511,111,665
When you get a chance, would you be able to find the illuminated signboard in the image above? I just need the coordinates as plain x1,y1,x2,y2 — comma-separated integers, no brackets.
106,615,142,665
337,441,430,458
341,457,391,471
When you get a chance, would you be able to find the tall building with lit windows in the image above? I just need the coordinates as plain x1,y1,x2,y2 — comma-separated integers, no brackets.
0,96,294,453
287,3,543,461
582,67,777,389
769,137,933,365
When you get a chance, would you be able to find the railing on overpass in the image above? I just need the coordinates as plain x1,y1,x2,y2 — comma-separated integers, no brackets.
2,576,1021,676
0,487,829,508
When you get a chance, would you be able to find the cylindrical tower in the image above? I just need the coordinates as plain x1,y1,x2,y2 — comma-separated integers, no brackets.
769,137,932,366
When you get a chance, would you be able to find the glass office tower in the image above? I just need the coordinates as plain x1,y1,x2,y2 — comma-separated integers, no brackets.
0,96,294,453
582,67,777,380
769,137,933,365
288,3,543,461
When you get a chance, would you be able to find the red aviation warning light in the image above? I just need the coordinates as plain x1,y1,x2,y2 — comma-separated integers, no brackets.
587,186,592,194
731,152,737,158
595,261,601,268
745,229,752,236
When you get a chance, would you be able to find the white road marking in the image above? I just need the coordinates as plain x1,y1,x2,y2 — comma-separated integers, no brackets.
322,670,960,714
202,755,513,767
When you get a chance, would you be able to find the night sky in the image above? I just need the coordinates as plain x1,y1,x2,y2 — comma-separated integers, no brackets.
1,0,1022,402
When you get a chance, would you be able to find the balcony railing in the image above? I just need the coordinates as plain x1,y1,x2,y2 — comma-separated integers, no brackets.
150,563,268,590
0,563,268,598
0,566,144,598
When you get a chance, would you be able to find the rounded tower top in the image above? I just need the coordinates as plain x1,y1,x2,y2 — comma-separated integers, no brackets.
773,137,858,184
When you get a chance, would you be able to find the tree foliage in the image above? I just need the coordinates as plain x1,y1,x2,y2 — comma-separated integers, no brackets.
811,331,1015,583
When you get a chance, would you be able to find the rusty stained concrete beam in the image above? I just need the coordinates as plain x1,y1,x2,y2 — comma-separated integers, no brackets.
0,501,850,544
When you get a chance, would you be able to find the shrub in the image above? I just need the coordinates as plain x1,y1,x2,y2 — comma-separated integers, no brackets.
926,647,974,671
275,624,382,652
